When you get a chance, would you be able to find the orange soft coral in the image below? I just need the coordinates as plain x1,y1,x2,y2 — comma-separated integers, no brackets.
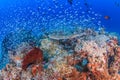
66,68,88,80
22,47,43,70
87,62,111,80
32,64,43,76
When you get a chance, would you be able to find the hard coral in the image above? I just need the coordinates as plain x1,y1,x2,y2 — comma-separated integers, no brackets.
22,47,43,70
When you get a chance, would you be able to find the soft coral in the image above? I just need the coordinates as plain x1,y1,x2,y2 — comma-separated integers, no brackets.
22,47,43,70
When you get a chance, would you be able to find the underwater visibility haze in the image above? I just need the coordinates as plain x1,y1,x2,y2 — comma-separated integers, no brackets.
0,0,120,79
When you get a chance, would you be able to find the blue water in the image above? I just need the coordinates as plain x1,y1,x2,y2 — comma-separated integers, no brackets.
0,0,120,69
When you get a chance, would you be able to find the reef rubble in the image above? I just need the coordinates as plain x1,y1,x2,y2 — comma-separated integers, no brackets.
0,28,120,80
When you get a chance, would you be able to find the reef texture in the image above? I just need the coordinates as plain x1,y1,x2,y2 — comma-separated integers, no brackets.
0,28,120,80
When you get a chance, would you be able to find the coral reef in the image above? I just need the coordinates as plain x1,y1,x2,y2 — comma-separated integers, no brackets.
0,28,120,80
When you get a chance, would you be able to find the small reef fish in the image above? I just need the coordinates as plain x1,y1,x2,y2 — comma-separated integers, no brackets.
68,0,73,5
114,0,120,7
84,2,89,7
115,1,120,7
84,0,90,13
84,0,89,8
104,15,111,20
